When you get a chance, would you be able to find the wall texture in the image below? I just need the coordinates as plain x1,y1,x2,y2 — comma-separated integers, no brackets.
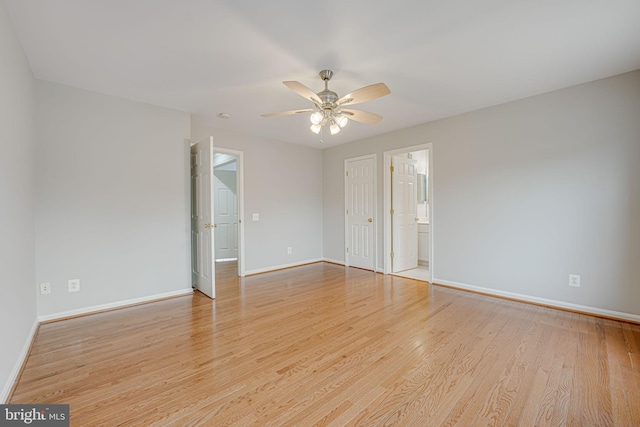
35,81,192,317
0,3,37,402
323,70,640,317
191,123,324,273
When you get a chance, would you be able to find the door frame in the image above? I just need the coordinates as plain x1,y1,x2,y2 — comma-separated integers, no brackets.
344,153,377,271
213,146,245,277
383,143,433,282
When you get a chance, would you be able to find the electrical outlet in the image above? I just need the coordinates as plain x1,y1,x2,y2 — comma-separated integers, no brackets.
68,279,80,292
40,282,51,295
569,274,580,288
287,246,292,255
252,213,259,221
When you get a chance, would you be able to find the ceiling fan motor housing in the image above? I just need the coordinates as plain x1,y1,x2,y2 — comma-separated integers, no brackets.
317,70,338,109
317,89,338,106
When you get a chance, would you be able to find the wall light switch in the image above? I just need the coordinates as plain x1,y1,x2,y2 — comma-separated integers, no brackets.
252,213,259,221
68,279,80,292
569,274,580,288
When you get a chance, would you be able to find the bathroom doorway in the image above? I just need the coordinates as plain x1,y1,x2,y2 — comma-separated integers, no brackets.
383,144,433,283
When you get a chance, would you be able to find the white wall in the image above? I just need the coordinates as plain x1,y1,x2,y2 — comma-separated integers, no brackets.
323,70,640,317
35,81,192,317
0,3,37,402
191,122,323,273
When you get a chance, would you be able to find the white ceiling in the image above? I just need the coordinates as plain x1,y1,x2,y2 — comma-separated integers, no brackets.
5,0,640,148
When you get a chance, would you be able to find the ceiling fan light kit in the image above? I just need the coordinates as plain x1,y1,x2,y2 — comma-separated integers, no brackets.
329,121,341,135
310,111,323,125
310,123,322,134
262,69,390,140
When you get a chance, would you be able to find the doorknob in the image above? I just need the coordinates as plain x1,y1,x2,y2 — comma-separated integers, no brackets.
204,223,211,229
214,224,218,228
368,218,373,222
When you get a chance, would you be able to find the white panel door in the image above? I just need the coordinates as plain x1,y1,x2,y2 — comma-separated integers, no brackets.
392,155,418,273
346,157,375,271
213,169,238,261
190,138,215,298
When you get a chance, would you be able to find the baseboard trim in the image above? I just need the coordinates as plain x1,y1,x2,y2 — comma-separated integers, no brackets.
245,259,325,276
1,320,39,403
433,279,640,324
323,259,383,274
38,288,194,324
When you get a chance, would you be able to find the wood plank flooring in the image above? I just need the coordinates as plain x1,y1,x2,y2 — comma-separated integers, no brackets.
10,262,640,426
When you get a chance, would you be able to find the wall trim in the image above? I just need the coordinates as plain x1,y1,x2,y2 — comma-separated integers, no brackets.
323,259,382,274
434,279,640,324
1,320,39,403
245,258,325,276
324,258,383,273
38,288,193,324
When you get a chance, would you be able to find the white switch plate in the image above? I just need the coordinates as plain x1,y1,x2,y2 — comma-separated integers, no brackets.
40,282,51,295
287,246,292,255
569,274,580,287
68,279,80,292
252,213,259,221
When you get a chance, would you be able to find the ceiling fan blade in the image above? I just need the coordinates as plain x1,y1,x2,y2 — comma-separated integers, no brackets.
341,109,383,125
261,108,313,118
283,81,322,105
337,83,390,106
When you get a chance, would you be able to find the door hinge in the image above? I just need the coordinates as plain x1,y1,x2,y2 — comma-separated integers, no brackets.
346,209,349,215
346,247,349,253
390,165,394,173
390,251,394,258
390,208,394,215
346,171,349,176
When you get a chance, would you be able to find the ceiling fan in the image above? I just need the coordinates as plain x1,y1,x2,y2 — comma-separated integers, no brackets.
262,70,390,136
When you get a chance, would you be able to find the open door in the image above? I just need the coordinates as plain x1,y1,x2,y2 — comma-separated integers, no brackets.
391,155,418,273
190,137,215,298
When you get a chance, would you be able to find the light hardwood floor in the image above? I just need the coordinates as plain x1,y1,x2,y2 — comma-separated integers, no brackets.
11,262,640,426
